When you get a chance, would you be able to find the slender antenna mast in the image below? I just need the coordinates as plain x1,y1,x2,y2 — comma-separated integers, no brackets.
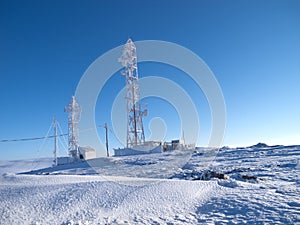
119,38,146,147
53,116,58,166
66,96,81,160
104,123,109,157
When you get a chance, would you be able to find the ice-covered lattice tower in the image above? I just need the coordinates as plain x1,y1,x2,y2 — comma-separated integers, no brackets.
119,38,146,147
67,96,81,159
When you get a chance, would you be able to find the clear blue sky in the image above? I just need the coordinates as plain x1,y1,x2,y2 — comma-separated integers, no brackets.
1,0,300,160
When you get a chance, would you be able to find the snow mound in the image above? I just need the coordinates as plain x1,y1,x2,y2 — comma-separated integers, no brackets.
0,175,218,224
217,179,238,188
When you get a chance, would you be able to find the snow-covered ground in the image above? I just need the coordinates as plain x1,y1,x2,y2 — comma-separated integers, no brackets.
0,145,299,224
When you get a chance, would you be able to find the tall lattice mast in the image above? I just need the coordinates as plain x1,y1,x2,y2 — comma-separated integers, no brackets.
119,38,146,147
67,96,81,159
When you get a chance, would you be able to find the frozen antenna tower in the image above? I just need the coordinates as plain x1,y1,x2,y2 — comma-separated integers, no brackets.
66,96,81,160
119,38,146,147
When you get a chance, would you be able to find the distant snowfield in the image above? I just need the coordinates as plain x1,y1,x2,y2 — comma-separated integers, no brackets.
1,146,300,224
0,158,53,176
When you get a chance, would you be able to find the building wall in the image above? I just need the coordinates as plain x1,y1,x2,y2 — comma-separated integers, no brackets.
114,145,163,156
79,147,96,160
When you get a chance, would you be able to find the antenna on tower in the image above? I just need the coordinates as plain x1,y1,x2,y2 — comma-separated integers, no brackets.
66,96,81,160
119,38,146,147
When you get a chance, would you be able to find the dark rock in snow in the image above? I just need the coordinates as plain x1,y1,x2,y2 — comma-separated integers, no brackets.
242,175,257,180
250,143,269,148
199,170,228,180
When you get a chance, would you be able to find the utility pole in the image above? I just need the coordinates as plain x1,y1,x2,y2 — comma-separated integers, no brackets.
53,116,58,166
104,123,109,157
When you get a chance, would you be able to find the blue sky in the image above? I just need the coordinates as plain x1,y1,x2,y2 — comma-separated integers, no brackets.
1,0,300,160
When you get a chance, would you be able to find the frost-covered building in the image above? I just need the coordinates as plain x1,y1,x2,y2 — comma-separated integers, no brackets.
113,139,193,156
78,146,96,160
114,141,163,156
57,146,96,165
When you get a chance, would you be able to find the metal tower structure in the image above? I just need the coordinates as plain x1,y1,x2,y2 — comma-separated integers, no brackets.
119,38,146,147
67,96,81,159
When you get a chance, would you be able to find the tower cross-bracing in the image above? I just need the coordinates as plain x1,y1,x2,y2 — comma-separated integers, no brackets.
119,38,146,147
67,96,81,159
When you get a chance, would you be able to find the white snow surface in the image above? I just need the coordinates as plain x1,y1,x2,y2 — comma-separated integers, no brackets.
0,145,300,224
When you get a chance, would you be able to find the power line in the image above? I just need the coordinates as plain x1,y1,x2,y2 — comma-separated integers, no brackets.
0,134,67,143
0,124,115,144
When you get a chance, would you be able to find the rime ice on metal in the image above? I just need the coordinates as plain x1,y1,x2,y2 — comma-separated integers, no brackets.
119,38,146,147
67,96,81,159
